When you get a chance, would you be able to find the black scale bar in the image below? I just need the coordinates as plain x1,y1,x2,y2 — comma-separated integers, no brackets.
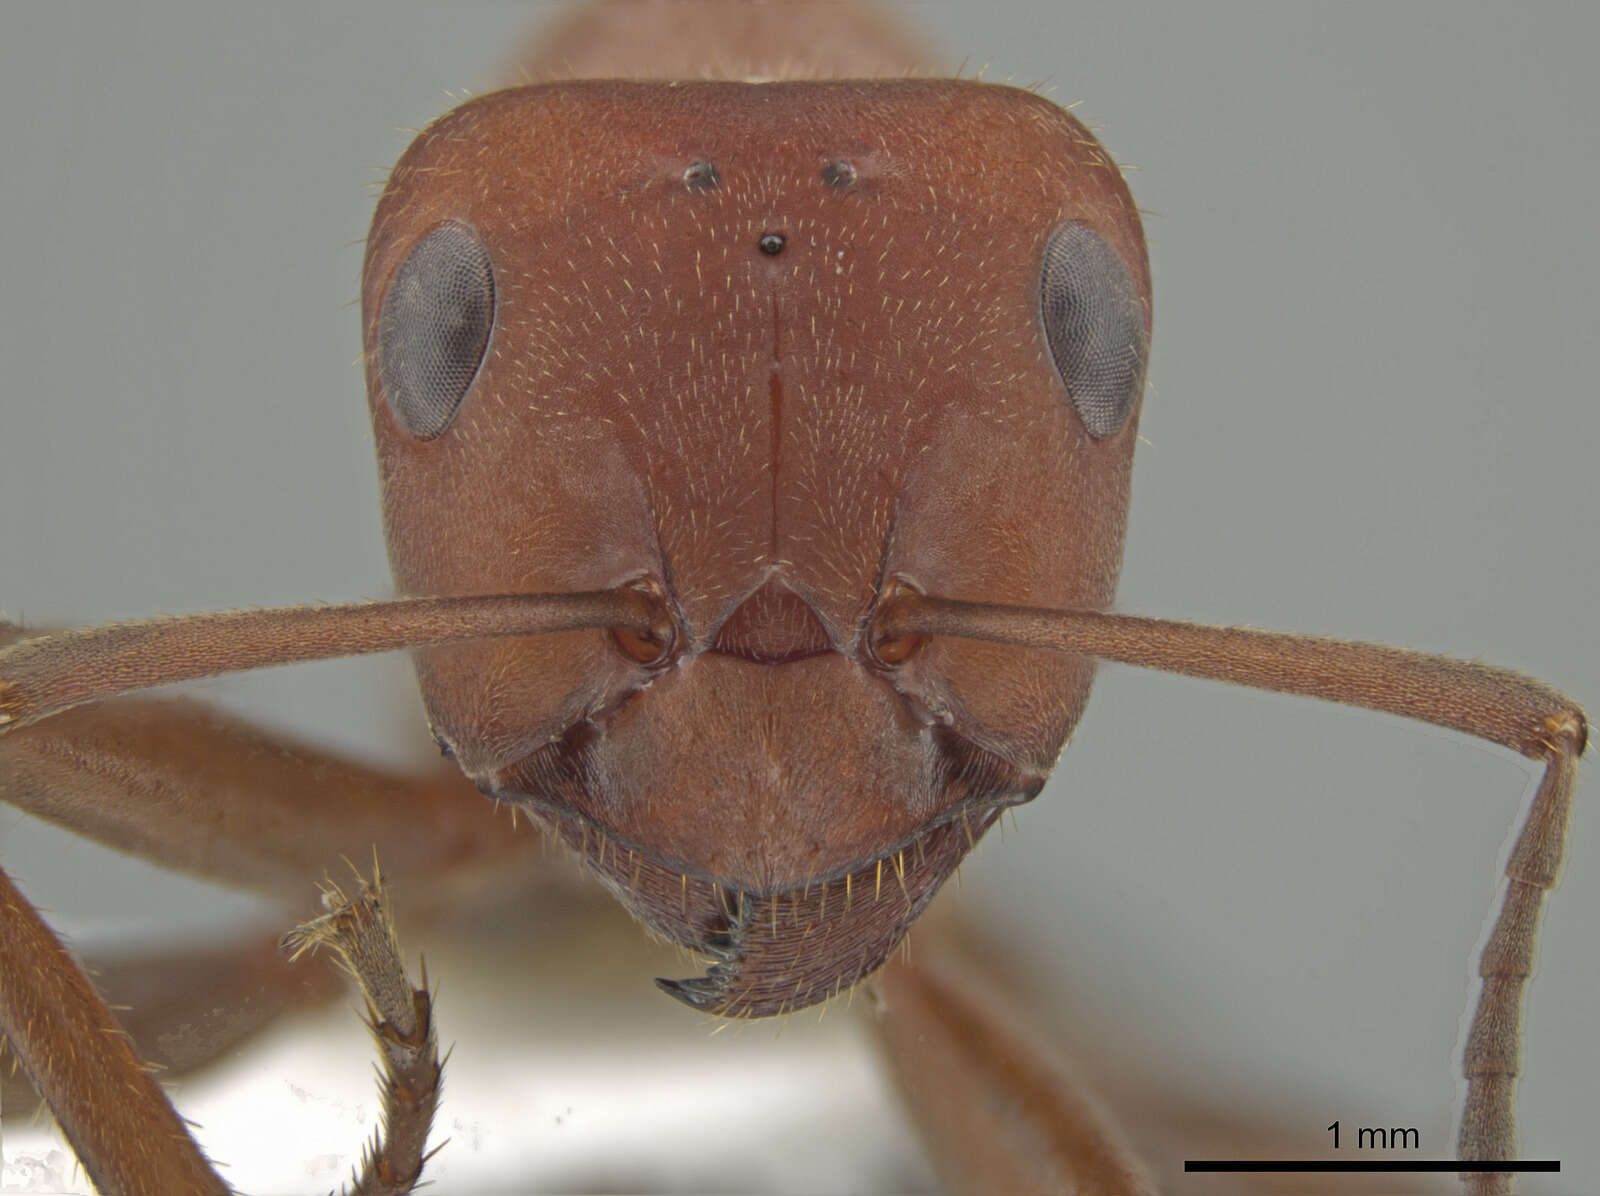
1185,1160,1559,1173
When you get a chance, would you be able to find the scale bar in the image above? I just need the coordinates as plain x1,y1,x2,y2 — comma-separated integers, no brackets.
1185,1160,1559,1174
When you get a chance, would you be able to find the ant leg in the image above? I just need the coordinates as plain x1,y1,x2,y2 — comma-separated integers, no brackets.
873,916,1456,1194
285,868,441,1195
0,861,231,1195
871,918,1160,1196
0,693,534,910
0,931,343,1124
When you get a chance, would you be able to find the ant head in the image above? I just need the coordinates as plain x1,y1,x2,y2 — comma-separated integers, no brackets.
360,80,1149,1013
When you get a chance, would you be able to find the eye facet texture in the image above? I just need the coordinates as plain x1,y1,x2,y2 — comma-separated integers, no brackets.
1039,223,1147,438
377,223,495,440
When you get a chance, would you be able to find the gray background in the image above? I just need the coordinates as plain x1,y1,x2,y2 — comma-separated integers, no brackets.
2,3,1595,1193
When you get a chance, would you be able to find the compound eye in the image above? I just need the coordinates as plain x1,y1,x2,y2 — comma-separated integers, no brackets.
1038,222,1148,438
376,223,495,439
